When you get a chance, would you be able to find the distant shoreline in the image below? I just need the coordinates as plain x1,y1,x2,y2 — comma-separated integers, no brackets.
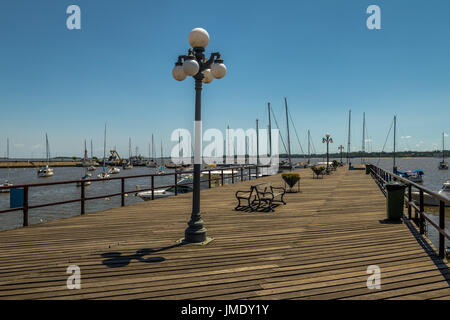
0,161,82,168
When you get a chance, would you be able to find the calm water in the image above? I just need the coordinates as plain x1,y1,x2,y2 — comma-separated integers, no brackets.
1,157,448,250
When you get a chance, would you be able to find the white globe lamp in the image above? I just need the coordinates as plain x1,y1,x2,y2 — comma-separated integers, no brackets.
211,59,226,79
202,69,214,84
188,28,210,48
172,62,186,81
183,58,200,76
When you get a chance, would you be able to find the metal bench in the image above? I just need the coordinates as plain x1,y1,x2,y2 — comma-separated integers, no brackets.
235,183,286,212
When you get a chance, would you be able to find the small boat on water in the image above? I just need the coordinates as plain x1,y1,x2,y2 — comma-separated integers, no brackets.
165,162,182,169
146,160,157,168
97,170,110,179
137,177,193,201
76,173,92,187
398,170,424,183
38,165,54,177
411,181,450,207
38,134,54,177
122,162,133,170
0,181,13,193
438,131,448,170
87,165,96,171
156,166,165,175
108,167,120,174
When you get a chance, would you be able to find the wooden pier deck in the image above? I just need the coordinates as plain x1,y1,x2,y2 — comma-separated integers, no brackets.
0,167,448,300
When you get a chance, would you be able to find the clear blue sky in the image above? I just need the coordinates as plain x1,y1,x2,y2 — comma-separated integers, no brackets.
1,0,449,158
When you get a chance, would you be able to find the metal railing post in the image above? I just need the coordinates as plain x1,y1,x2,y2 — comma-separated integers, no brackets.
81,181,86,214
23,186,28,227
208,170,211,188
151,175,154,200
174,172,178,195
419,190,424,234
407,184,412,220
248,167,251,181
120,178,125,207
221,169,224,186
231,168,234,184
439,201,445,258
240,167,244,182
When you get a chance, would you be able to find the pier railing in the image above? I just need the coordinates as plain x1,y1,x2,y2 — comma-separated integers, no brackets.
0,165,263,228
368,164,449,259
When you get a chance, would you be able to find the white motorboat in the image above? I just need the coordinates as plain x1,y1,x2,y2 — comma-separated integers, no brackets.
399,170,424,183
411,181,450,207
439,161,449,170
87,165,96,171
97,171,110,179
108,167,120,174
0,181,13,193
137,177,193,201
37,165,54,177
146,161,157,168
122,162,133,170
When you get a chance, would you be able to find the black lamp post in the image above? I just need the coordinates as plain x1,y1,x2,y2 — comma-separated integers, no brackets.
322,133,333,174
172,28,226,243
338,145,344,164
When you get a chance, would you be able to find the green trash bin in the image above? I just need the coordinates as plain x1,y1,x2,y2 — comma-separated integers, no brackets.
385,182,406,220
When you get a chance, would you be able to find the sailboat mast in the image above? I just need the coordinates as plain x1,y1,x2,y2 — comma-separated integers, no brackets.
393,115,397,172
443,131,445,162
268,103,272,158
362,112,365,163
90,139,93,160
84,140,88,162
284,97,292,170
6,138,9,159
161,140,163,165
347,109,351,164
256,119,259,166
46,133,49,165
152,134,155,161
103,124,106,169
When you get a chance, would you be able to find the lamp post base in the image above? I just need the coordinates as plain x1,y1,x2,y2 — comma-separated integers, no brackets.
184,217,208,243
177,236,214,246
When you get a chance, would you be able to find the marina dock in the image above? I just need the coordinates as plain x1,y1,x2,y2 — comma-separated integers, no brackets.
0,167,448,300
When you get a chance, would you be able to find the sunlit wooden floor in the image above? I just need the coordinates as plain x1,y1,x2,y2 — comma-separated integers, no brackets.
0,166,448,300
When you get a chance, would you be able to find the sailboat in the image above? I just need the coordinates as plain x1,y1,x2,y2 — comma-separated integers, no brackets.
146,135,157,167
157,140,165,174
392,116,424,183
97,124,110,179
1,139,13,192
37,133,54,177
438,132,448,170
123,138,134,170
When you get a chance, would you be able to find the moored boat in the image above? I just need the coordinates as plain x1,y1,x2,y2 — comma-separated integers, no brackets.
411,181,450,207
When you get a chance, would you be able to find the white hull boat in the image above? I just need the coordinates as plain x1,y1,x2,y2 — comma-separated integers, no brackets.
97,171,110,179
0,181,13,193
37,166,54,177
108,167,120,174
411,181,450,207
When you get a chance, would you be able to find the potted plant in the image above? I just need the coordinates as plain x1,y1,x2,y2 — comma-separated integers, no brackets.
281,173,301,193
311,166,325,179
